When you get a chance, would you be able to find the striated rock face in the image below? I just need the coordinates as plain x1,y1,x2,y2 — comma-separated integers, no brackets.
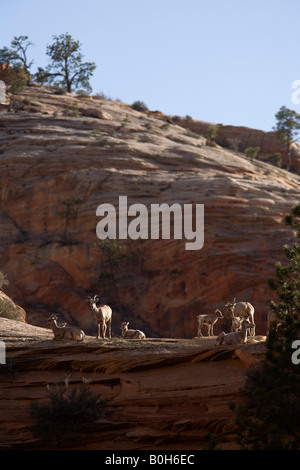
0,317,265,450
173,117,300,173
0,85,300,339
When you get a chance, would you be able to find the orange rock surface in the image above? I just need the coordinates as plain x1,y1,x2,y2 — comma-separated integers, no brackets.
0,85,300,339
0,317,265,450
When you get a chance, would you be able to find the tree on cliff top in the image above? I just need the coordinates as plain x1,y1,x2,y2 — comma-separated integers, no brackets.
232,204,300,449
35,33,96,94
0,36,33,97
0,35,34,81
273,106,300,171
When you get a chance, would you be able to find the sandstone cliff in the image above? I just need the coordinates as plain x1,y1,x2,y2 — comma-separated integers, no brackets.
0,317,265,450
0,85,300,339
173,117,300,173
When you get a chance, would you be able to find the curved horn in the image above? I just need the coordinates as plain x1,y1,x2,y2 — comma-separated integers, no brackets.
48,313,58,320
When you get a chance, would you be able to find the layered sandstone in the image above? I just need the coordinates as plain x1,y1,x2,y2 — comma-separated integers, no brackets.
0,317,265,450
173,116,300,172
0,85,300,340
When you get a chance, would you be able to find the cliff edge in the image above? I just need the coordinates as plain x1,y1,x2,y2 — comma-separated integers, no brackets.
0,317,265,450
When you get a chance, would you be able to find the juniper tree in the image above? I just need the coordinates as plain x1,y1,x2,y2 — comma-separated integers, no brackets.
0,35,34,81
232,204,300,449
0,36,33,98
273,106,300,171
35,33,96,94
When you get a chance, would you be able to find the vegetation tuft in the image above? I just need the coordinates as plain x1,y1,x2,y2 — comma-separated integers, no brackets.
131,100,148,112
28,377,108,448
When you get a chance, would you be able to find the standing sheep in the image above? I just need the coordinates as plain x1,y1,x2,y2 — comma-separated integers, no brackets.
197,309,223,337
86,295,112,339
225,299,255,336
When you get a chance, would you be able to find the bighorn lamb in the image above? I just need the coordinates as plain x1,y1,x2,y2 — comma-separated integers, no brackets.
86,295,112,339
225,299,255,335
231,316,243,332
197,309,223,337
215,319,255,346
47,314,85,342
120,322,146,339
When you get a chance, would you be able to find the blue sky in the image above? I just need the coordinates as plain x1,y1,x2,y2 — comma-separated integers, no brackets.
1,0,300,131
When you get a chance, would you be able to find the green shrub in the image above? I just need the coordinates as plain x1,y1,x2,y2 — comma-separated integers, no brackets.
131,100,148,112
53,86,67,95
62,102,80,117
265,152,282,167
245,146,260,161
28,377,107,447
160,122,170,130
0,271,23,321
205,124,218,147
0,298,23,320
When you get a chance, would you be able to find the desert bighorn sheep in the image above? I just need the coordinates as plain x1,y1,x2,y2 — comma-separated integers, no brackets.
225,299,255,335
197,309,223,337
47,314,85,342
120,322,146,339
86,295,112,339
231,316,243,332
215,319,255,346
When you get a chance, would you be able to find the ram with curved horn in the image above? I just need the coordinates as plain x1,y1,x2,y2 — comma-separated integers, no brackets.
86,295,112,339
224,298,255,336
